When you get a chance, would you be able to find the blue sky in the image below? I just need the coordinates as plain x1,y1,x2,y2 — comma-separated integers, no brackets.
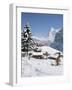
21,12,63,37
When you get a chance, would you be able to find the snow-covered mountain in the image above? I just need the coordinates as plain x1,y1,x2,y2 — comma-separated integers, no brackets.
48,27,61,45
32,27,61,46
32,36,49,46
50,28,63,52
31,27,60,47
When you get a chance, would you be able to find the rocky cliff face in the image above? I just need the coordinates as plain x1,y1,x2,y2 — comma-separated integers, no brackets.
50,28,63,52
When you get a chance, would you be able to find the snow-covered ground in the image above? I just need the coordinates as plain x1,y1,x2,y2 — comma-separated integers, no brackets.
21,46,63,77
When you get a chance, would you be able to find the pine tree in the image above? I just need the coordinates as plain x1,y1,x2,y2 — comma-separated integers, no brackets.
21,22,35,55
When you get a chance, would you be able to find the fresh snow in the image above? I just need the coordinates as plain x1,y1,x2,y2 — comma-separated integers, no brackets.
21,46,63,77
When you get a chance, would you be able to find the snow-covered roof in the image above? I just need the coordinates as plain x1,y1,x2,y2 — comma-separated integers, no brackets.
32,52,43,56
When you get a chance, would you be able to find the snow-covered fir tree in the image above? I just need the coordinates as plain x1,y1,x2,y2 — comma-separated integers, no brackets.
21,22,35,55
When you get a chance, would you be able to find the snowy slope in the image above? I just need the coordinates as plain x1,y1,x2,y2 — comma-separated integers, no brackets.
21,46,63,77
40,46,61,54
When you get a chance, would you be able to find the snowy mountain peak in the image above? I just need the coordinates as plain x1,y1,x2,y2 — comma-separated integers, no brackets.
50,28,63,52
32,36,49,46
32,36,48,41
48,27,61,44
